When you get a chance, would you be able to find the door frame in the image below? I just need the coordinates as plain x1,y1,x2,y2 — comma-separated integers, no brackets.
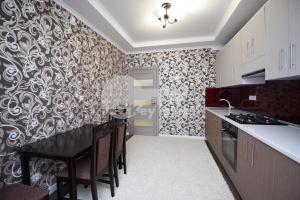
128,67,159,136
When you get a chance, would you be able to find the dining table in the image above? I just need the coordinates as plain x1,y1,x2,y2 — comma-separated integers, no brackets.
18,124,96,200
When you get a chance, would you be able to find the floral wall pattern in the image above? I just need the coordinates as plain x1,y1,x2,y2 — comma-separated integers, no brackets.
0,0,127,188
0,0,217,190
125,49,217,137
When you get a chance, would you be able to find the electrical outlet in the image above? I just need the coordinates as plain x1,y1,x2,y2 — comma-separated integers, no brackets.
249,95,257,101
79,96,84,102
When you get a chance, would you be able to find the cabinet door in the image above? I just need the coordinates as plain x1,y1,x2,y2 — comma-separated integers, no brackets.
205,111,222,158
217,33,242,87
241,6,266,75
205,111,214,146
216,50,225,88
236,130,249,197
265,0,290,80
289,0,300,77
221,46,230,87
250,7,266,61
216,45,232,87
228,32,242,86
237,130,274,200
272,152,300,200
241,23,252,65
247,137,274,200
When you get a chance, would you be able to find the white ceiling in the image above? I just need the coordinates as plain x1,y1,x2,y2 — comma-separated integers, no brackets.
55,0,268,54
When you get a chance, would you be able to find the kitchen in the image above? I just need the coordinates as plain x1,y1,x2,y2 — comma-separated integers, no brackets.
0,0,299,200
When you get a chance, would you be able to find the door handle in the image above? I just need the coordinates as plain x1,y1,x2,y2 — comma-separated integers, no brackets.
151,97,156,105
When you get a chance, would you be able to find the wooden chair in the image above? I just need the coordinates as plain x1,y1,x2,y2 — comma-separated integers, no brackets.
111,117,128,187
56,122,115,200
0,183,49,200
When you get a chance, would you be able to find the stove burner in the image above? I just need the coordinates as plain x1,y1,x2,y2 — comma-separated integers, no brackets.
225,113,287,125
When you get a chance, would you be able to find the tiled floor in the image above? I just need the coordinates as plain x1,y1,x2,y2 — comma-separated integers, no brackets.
76,135,234,200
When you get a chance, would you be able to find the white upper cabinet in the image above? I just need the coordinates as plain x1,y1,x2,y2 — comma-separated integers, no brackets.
216,33,242,88
216,5,266,88
229,33,242,85
241,6,266,75
289,0,300,77
265,0,300,80
265,0,290,79
216,45,227,87
216,0,300,87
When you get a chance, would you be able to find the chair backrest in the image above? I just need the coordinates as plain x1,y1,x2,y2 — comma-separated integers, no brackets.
91,122,113,178
112,118,127,156
108,108,127,121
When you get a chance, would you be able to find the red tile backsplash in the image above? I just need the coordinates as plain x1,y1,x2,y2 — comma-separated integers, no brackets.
205,80,300,125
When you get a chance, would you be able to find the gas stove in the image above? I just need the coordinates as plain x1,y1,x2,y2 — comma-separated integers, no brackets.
225,113,287,125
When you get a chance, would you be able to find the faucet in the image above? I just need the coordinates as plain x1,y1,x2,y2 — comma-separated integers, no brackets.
219,99,233,113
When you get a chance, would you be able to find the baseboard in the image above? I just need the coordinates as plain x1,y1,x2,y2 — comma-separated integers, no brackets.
159,134,206,140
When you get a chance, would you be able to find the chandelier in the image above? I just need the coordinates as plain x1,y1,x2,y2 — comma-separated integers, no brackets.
154,2,178,28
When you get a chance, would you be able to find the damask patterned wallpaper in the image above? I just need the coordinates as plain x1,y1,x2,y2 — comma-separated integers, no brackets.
0,0,217,190
0,0,127,188
125,49,217,137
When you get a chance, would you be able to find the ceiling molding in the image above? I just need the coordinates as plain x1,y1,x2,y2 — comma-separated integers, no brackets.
84,0,241,49
214,0,241,37
126,45,223,55
54,0,126,53
55,0,246,54
132,35,215,48
87,0,135,45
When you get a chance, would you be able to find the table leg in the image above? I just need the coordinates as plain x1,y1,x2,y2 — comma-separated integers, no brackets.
68,159,77,200
20,152,31,185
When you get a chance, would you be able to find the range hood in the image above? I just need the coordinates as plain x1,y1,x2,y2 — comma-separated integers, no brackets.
241,69,266,85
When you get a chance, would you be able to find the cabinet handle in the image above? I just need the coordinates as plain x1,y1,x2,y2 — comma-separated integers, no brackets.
251,143,255,167
251,38,255,56
279,49,282,71
245,139,248,160
290,43,296,69
290,43,293,69
294,44,296,69
280,48,285,71
247,41,250,57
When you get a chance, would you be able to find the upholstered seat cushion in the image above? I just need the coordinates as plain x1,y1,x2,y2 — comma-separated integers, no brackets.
0,184,48,200
57,156,91,182
56,136,110,182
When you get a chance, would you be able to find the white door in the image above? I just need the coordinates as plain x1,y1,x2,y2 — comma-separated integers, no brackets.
129,68,158,136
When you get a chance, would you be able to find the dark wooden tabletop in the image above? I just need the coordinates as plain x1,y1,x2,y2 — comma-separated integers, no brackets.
18,124,96,160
